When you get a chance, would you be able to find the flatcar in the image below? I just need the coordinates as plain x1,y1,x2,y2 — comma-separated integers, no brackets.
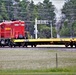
0,20,76,48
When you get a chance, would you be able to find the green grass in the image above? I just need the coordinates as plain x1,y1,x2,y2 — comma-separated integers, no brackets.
0,68,76,75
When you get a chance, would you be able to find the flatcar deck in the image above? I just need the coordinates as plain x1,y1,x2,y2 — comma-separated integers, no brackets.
12,38,74,42
11,38,76,47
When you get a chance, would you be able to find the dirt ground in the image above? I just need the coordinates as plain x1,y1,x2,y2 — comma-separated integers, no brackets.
0,48,76,70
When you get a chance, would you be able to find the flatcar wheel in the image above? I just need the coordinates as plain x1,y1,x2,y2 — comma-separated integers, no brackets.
74,44,76,48
65,44,68,48
75,45,76,48
25,45,27,47
70,44,73,48
34,44,36,47
31,45,33,47
18,45,20,47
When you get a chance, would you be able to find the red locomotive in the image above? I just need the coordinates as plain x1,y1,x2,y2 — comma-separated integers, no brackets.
0,20,25,46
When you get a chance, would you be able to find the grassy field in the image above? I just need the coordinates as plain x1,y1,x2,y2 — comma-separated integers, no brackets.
0,48,76,75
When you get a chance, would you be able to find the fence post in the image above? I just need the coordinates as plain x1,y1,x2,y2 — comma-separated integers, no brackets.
56,53,58,68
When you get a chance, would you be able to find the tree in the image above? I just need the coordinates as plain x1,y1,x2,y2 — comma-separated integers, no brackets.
61,0,76,37
38,25,51,38
60,21,70,37
37,0,55,21
38,24,56,38
0,3,9,20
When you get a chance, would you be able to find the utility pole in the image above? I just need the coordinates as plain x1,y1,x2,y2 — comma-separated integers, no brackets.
34,18,38,39
50,21,53,38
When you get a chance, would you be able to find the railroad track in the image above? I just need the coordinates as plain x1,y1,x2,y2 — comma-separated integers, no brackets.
0,45,76,51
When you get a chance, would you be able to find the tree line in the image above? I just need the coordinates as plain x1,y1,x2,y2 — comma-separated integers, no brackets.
0,0,76,38
60,0,76,37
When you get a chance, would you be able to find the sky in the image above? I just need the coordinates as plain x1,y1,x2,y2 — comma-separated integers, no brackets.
51,0,66,20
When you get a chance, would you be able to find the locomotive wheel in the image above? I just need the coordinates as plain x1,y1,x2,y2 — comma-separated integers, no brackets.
8,41,13,48
65,44,68,48
9,44,13,48
9,44,12,48
21,43,25,47
13,45,16,47
1,45,4,47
